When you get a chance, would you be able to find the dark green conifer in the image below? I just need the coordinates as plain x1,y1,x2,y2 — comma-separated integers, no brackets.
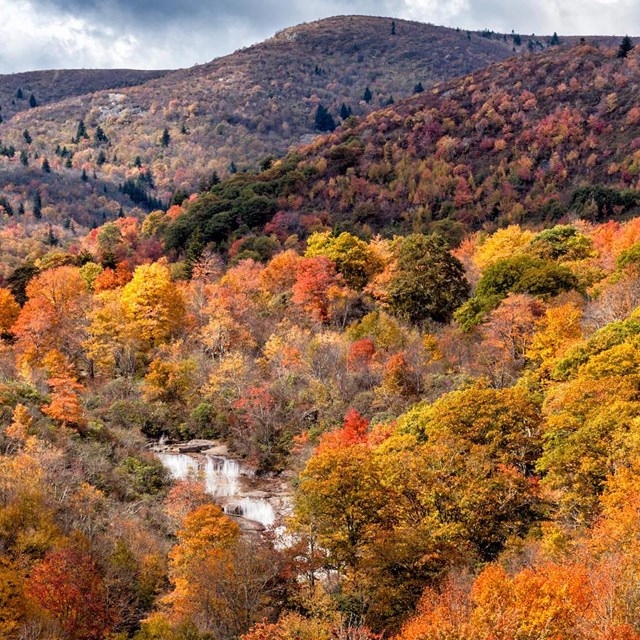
314,104,336,132
618,35,634,58
161,128,171,147
33,192,42,219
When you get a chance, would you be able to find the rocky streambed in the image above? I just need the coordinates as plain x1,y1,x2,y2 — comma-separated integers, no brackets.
151,439,292,532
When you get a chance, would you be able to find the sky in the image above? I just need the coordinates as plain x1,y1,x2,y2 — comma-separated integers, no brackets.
0,0,636,74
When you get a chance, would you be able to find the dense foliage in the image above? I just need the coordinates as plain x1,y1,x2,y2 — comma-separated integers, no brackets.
2,19,640,640
0,204,638,638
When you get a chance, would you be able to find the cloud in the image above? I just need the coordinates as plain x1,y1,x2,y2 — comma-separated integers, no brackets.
0,0,637,74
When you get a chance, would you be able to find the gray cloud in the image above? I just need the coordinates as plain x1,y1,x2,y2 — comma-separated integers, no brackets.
0,0,637,74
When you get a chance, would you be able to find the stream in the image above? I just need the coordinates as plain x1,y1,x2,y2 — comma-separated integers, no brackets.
154,443,291,530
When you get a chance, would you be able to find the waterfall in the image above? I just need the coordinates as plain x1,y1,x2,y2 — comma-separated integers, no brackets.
225,498,275,526
157,453,199,478
204,457,240,497
157,452,276,527
158,434,168,446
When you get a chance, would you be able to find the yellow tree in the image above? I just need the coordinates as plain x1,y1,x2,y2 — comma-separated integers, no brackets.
86,260,186,375
119,260,186,350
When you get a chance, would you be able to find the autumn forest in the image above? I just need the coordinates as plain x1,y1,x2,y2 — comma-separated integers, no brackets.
1,12,640,640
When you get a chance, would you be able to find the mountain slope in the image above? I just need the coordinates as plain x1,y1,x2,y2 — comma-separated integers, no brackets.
0,16,523,226
163,40,640,252
0,68,170,121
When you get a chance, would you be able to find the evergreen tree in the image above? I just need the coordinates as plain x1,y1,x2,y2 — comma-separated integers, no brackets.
75,119,88,141
391,20,396,35
0,197,14,216
19,150,28,166
413,81,424,94
363,86,373,103
228,161,238,174
161,128,171,147
170,189,189,207
513,33,522,46
339,103,352,119
46,225,58,246
185,229,204,279
180,123,188,134
41,157,50,173
81,168,88,182
618,35,634,59
94,125,108,144
259,156,273,172
22,129,32,145
199,170,220,192
18,203,24,215
33,192,42,219
118,206,124,218
65,157,72,169
314,104,336,132
134,155,142,168
29,93,37,108
15,88,23,99
550,32,560,46
386,95,395,105
96,150,107,166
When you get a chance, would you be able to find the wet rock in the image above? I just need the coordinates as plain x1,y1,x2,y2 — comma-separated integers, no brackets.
176,439,219,453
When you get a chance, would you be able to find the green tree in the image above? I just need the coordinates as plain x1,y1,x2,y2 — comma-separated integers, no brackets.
75,119,88,141
386,234,470,324
28,93,37,108
305,231,383,289
22,129,31,144
33,192,42,219
161,127,171,147
413,81,424,94
94,125,108,144
314,104,336,132
339,103,352,119
363,86,373,103
618,35,634,58
41,157,50,173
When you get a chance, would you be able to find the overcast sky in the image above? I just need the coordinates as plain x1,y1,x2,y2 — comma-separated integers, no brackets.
0,0,636,74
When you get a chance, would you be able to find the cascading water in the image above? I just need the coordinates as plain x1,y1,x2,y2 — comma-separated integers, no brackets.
204,457,240,496
157,452,276,527
157,453,198,478
224,498,276,526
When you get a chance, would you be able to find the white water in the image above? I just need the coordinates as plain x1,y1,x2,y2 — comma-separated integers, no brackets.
157,452,276,527
157,453,198,478
225,498,276,526
204,457,240,496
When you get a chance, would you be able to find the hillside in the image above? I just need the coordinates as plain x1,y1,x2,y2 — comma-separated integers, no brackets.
0,16,523,231
163,39,640,253
7,15,640,640
0,68,170,121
